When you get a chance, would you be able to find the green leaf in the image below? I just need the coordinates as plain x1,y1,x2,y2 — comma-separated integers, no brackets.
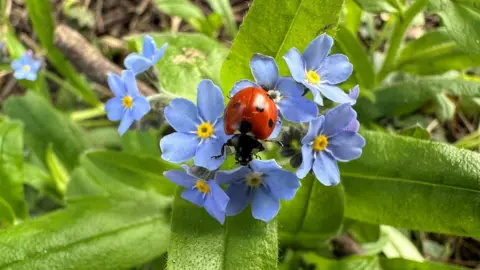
353,0,400,13
45,144,70,196
343,0,363,36
341,131,480,238
397,29,480,75
24,163,61,201
206,0,238,38
399,125,430,140
74,151,177,200
0,117,28,222
278,175,344,248
221,0,345,90
25,0,99,106
355,75,480,121
0,198,171,270
430,0,480,55
4,92,87,171
434,93,456,122
121,129,161,157
167,188,278,269
381,226,423,261
302,253,467,269
335,25,376,90
127,33,228,101
155,0,205,20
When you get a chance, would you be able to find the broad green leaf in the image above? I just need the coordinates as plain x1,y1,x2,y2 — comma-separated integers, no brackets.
74,151,177,200
25,0,99,106
397,29,480,75
0,198,171,270
278,175,344,248
355,76,480,121
341,131,480,238
85,127,121,150
0,117,28,222
4,92,87,171
430,0,480,55
353,0,400,13
343,0,363,36
155,0,205,20
302,253,467,270
335,25,376,89
399,125,430,140
206,0,238,38
45,144,70,195
0,197,15,226
221,0,345,90
121,129,161,157
168,188,278,269
127,33,228,101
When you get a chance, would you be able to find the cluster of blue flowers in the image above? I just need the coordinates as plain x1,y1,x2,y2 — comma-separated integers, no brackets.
106,34,366,224
105,35,167,135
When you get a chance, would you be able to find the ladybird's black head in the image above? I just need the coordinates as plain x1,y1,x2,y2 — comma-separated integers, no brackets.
231,134,265,166
235,151,253,166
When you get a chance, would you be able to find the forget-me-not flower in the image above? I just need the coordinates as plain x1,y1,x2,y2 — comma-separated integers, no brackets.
297,103,366,186
11,51,41,81
124,35,168,75
105,70,151,135
160,79,230,170
283,34,354,105
164,165,229,224
214,159,300,222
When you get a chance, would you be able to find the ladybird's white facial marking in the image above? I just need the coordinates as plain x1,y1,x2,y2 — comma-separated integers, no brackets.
267,90,282,104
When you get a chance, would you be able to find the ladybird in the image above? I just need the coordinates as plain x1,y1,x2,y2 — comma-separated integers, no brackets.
214,87,278,165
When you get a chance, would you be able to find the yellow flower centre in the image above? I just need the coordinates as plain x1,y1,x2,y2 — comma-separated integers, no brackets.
246,172,263,187
23,65,31,72
195,180,210,194
122,95,133,109
306,70,320,84
312,135,328,151
197,122,214,139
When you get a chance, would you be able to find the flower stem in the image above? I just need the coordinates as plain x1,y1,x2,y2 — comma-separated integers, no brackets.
70,105,106,122
377,0,430,83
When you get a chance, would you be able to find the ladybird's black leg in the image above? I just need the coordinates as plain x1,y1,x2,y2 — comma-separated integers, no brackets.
253,153,262,160
212,139,232,159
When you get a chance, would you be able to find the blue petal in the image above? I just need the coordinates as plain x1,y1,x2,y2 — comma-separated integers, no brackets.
267,118,282,140
349,85,360,105
122,70,140,97
132,96,151,120
316,84,355,104
323,103,357,137
312,151,340,186
250,159,281,173
225,183,251,216
197,79,224,123
263,170,300,200
163,170,197,188
283,48,306,83
296,144,313,179
13,70,26,80
251,187,280,222
118,110,134,135
204,192,226,224
230,80,259,97
152,43,168,64
105,97,124,121
210,181,229,211
303,84,324,106
275,77,304,97
278,96,318,123
181,189,205,207
32,60,41,70
327,131,365,162
214,118,231,142
107,73,127,97
194,138,226,170
317,54,353,85
160,132,199,163
302,116,325,144
250,53,279,90
214,166,251,185
164,98,200,132
11,59,22,70
142,35,156,58
25,71,38,81
345,119,360,132
303,34,334,70
124,53,153,75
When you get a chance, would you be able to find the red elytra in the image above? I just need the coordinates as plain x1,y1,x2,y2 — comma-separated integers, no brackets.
224,87,278,140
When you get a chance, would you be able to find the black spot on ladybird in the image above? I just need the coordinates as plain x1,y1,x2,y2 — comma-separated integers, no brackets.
255,106,264,112
268,119,274,128
233,102,240,109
